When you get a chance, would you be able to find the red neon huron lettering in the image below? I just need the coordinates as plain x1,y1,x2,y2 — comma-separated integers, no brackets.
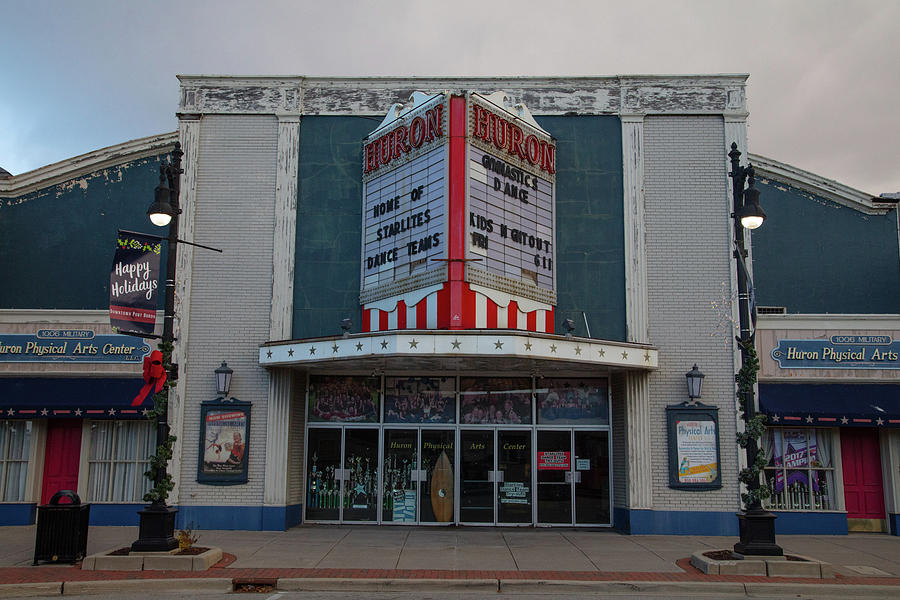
410,116,425,148
364,104,444,174
470,100,556,176
473,105,490,140
525,134,540,164
425,104,443,142
510,125,526,160
365,143,376,173
540,140,555,174
492,115,509,149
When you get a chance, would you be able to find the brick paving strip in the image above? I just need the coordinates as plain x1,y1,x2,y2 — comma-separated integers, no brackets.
1,557,899,588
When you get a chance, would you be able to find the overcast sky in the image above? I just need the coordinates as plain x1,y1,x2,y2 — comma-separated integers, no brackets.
2,0,897,194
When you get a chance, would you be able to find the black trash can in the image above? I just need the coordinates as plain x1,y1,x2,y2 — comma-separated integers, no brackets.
33,490,91,565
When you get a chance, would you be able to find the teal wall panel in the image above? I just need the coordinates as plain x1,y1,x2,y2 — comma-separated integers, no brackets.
294,117,375,339
536,116,625,341
293,115,626,341
752,179,900,314
0,156,167,309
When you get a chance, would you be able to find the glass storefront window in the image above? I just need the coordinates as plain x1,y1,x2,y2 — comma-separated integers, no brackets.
536,378,609,425
762,428,836,511
385,376,455,423
303,374,613,526
87,420,154,503
459,377,532,425
0,420,31,502
382,429,418,523
308,375,380,423
420,430,454,523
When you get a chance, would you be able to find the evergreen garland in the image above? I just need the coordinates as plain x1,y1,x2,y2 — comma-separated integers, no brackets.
735,339,772,507
143,340,176,503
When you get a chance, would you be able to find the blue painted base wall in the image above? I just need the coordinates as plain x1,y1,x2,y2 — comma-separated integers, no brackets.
0,503,304,530
615,508,739,535
613,508,850,535
890,513,899,536
0,503,36,525
770,511,847,535
89,504,144,526
176,504,303,531
7,503,875,535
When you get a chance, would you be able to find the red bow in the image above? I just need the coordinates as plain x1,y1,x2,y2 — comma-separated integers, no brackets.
132,350,167,406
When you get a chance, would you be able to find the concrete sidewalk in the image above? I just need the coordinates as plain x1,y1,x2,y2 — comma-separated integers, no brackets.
1,525,900,595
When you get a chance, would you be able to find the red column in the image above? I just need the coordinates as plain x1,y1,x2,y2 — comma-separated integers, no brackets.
447,95,467,330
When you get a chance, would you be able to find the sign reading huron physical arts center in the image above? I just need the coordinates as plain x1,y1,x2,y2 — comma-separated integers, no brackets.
771,335,900,369
360,91,557,330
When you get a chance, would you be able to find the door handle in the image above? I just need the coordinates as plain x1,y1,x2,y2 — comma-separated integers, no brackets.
496,471,504,483
565,471,572,483
574,472,582,483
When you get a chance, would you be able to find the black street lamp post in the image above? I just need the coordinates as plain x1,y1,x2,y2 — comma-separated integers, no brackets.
131,142,183,552
728,142,782,557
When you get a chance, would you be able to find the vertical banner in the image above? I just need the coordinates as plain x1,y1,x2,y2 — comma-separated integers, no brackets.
109,230,162,336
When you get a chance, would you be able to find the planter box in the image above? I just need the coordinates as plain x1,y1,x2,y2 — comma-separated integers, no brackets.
690,550,833,579
82,547,222,571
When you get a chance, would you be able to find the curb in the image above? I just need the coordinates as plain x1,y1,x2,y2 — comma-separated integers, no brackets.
62,577,233,595
278,577,498,592
2,577,900,598
0,582,62,598
499,579,746,595
743,582,900,598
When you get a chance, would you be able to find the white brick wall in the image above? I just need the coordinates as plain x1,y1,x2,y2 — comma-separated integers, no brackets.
611,373,628,507
287,371,307,505
178,115,278,506
643,115,740,511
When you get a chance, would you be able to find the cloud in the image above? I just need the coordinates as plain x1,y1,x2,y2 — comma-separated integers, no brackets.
1,0,897,192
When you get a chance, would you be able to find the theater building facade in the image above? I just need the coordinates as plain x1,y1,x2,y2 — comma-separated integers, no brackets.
1,75,898,535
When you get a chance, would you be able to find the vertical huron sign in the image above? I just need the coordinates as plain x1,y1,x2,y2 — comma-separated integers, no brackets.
109,230,162,337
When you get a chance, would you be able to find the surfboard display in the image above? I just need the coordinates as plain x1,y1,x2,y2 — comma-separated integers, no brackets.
430,450,454,522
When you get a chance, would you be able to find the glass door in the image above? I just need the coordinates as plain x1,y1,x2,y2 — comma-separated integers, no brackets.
306,428,342,521
421,429,455,524
497,430,532,524
536,430,573,524
574,430,610,525
342,428,379,522
459,430,494,523
382,429,418,524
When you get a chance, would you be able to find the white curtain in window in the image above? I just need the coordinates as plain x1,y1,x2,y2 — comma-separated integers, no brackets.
87,421,153,502
816,429,832,468
762,428,775,465
1,421,31,502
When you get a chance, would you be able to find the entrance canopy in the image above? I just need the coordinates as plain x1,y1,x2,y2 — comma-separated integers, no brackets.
260,331,657,375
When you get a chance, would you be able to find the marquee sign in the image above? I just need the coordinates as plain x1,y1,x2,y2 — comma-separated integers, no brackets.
466,93,556,304
359,91,558,333
361,93,449,303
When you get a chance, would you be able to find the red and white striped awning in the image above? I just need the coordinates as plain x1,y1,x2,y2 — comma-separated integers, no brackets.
260,330,657,375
